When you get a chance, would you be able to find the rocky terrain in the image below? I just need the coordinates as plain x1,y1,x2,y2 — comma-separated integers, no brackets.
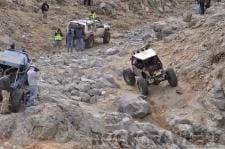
1,0,225,148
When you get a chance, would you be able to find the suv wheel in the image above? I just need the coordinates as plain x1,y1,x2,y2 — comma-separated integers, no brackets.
123,69,136,86
85,35,94,48
103,31,110,44
137,77,149,95
9,90,23,113
166,68,178,87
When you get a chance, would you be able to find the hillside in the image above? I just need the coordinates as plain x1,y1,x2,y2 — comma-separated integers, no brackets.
1,0,225,148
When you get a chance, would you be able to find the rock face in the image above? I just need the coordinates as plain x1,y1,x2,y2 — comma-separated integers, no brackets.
117,93,151,118
105,48,119,55
183,12,192,22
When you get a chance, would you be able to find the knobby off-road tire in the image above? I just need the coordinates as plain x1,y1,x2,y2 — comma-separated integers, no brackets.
123,69,136,86
166,68,178,87
137,77,149,95
85,35,94,48
103,31,110,44
0,90,2,102
9,90,24,113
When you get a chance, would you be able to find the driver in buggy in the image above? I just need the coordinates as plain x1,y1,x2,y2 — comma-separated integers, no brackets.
144,56,162,76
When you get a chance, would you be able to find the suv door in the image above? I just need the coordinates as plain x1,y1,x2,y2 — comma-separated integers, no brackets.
94,20,105,36
85,23,94,39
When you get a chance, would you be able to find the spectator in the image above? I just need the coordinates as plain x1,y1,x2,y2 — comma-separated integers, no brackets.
66,29,74,53
75,25,85,50
26,66,40,107
41,1,49,23
54,28,63,50
89,10,96,20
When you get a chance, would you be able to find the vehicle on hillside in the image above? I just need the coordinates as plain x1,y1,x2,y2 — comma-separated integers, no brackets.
0,49,30,112
123,47,178,95
67,18,111,48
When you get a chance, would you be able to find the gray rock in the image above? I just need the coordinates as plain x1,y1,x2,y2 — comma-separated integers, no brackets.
176,87,183,95
80,92,91,102
213,79,224,100
177,124,193,139
105,48,119,56
78,82,91,93
88,88,101,96
99,143,114,149
95,77,116,88
183,12,192,22
117,93,151,118
71,96,82,101
89,96,98,104
213,100,225,111
71,90,80,96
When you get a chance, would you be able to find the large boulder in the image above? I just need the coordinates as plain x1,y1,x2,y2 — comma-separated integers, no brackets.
117,93,151,118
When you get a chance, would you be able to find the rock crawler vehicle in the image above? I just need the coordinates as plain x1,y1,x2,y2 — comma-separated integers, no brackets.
123,48,178,95
0,49,30,112
67,18,111,48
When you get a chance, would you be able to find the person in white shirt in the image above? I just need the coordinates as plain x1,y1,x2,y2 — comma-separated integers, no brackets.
27,66,40,106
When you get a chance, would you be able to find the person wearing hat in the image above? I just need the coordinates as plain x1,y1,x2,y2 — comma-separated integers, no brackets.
41,1,50,23
8,43,15,51
26,66,40,107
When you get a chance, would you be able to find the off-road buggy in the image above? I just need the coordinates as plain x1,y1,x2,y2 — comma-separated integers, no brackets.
0,49,30,113
67,18,110,48
123,48,178,95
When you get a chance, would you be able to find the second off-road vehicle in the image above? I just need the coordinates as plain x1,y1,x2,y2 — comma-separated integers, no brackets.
67,18,111,48
123,47,178,95
0,49,30,112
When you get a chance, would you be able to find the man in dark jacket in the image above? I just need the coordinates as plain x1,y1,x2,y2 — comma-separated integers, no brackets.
41,1,49,23
75,25,85,50
66,29,74,53
84,0,92,6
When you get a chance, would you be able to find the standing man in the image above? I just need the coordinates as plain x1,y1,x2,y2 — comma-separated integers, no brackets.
54,28,63,51
27,66,39,107
199,0,205,15
66,29,74,53
41,1,49,23
75,25,85,51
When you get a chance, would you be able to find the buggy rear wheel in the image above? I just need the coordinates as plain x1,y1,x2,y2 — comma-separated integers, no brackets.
123,69,136,86
85,35,94,48
137,77,149,95
103,31,110,44
166,68,178,87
